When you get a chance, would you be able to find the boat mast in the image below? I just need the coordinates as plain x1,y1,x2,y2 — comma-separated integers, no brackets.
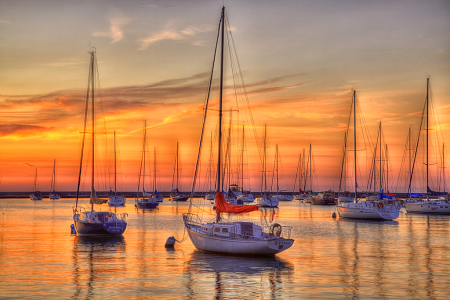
276,144,279,193
353,90,357,203
444,143,446,193
52,159,56,193
386,144,389,192
379,122,382,192
210,131,213,191
309,143,312,192
154,146,157,192
339,132,347,194
302,148,306,191
143,121,147,195
114,131,117,195
34,168,37,192
91,49,95,211
176,140,179,191
408,127,411,199
216,6,225,223
241,125,244,191
263,124,267,194
426,77,429,200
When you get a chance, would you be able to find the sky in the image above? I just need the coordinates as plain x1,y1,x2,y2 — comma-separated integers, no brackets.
0,0,449,193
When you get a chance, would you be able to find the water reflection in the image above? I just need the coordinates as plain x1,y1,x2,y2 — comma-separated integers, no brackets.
184,251,293,299
72,236,126,299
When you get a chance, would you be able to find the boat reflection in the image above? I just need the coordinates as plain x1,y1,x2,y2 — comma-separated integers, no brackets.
337,218,399,226
135,206,160,214
184,250,293,299
72,235,126,299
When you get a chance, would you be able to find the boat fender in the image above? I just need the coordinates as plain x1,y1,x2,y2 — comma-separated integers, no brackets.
70,224,76,235
377,202,384,209
332,212,336,218
165,236,176,248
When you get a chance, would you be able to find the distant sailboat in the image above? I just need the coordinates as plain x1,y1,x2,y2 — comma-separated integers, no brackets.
256,124,279,208
151,147,163,202
49,159,60,200
73,49,127,235
135,121,159,208
272,144,291,201
183,7,294,255
170,141,189,201
109,131,126,206
30,168,43,200
405,78,450,214
336,90,400,220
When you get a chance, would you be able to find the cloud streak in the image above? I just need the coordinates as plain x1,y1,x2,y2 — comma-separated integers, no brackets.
93,15,130,43
139,26,213,50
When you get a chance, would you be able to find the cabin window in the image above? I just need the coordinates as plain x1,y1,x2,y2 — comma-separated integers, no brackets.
222,228,229,233
214,227,220,233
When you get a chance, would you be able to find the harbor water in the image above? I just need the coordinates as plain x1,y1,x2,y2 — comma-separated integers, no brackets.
0,198,449,299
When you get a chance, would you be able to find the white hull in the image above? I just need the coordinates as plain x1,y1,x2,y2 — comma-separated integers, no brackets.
30,194,42,200
256,195,279,207
109,195,126,206
205,194,215,200
49,194,60,200
404,201,450,214
184,218,293,255
337,202,400,220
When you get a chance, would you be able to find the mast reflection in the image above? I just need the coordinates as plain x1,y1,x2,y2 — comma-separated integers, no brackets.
72,235,126,299
184,251,293,299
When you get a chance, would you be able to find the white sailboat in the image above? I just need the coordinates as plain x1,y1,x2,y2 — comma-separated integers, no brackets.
336,90,400,220
73,49,127,235
183,7,294,255
109,132,126,206
49,159,60,199
135,121,159,208
272,144,291,201
405,78,450,214
256,124,279,208
30,168,43,200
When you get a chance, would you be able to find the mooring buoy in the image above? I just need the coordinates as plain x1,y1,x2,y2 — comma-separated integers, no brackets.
70,224,76,234
165,236,176,248
332,212,336,218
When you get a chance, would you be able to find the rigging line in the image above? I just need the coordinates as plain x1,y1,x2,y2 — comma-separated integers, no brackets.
225,12,263,167
75,51,93,210
188,12,222,206
409,99,427,192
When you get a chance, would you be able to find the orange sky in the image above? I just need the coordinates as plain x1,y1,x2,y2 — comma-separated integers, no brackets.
0,1,449,193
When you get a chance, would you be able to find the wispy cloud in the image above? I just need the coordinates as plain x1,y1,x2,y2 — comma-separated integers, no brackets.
0,20,11,24
93,15,130,43
139,26,213,50
44,61,88,67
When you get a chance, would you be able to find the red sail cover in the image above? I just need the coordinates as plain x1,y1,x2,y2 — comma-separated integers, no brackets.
215,191,259,214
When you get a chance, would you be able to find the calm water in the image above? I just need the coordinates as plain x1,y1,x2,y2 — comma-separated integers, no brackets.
0,198,449,299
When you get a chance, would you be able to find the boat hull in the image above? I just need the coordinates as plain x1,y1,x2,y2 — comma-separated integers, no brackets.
273,195,292,201
404,202,450,214
185,225,294,255
135,201,159,208
256,196,279,207
337,204,400,220
310,198,336,205
109,195,126,206
74,212,127,235
171,194,189,201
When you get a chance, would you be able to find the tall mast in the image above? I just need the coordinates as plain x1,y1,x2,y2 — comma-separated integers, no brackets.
303,148,306,191
143,121,146,194
176,140,179,190
52,159,56,192
426,77,429,200
386,145,389,192
216,6,225,222
408,127,411,199
34,168,37,192
91,50,95,211
276,144,279,193
263,124,267,193
154,146,157,192
114,131,117,195
444,143,446,193
353,90,357,203
241,125,244,190
210,131,213,191
379,122,382,192
339,132,347,194
309,143,312,192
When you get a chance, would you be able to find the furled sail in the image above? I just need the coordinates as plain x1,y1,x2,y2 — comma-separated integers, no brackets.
215,191,258,214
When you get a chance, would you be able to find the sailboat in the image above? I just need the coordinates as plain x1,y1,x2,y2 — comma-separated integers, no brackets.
49,159,60,199
272,145,291,201
337,133,353,203
135,121,159,208
151,147,163,202
404,78,450,214
170,141,189,201
30,168,43,200
293,149,309,201
109,132,126,206
72,49,127,235
183,6,294,255
336,90,400,220
256,125,279,208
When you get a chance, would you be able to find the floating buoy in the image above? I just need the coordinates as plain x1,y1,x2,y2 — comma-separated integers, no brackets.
165,236,176,248
70,224,76,234
332,212,336,218
210,201,214,205
213,205,216,210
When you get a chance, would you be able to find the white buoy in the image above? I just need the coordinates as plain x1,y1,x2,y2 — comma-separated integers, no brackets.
165,236,176,248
